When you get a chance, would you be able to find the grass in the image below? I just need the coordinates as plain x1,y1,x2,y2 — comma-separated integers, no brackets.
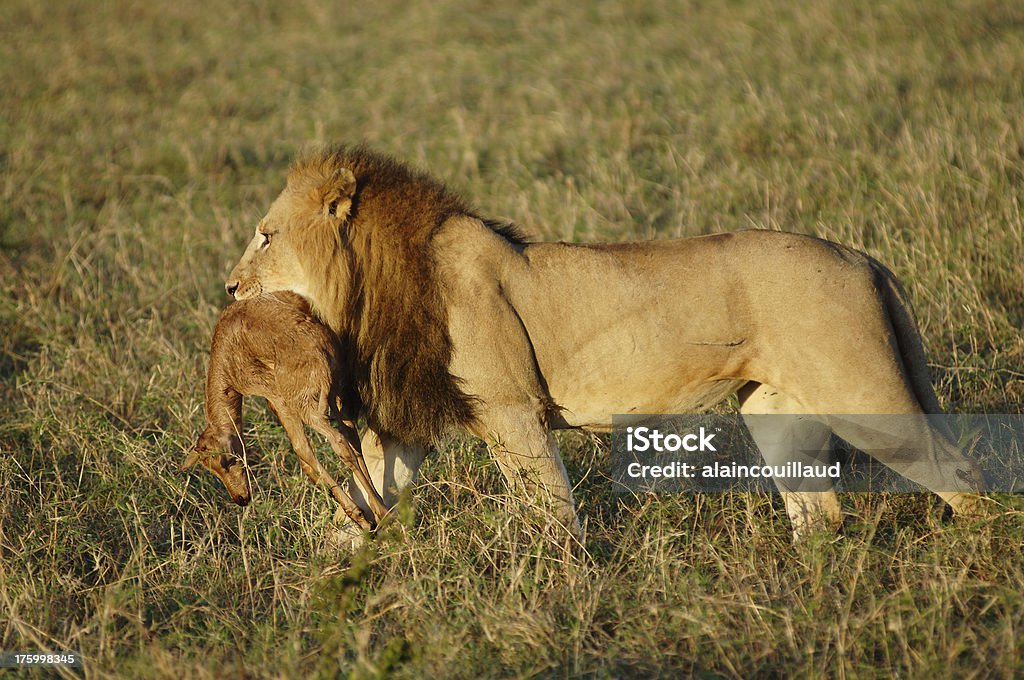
2,0,1023,677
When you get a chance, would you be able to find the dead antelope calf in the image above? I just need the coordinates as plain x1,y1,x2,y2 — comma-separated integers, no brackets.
182,291,390,530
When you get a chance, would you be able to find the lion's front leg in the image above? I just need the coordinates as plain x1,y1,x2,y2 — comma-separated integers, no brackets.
470,405,581,537
331,427,429,548
437,247,580,537
340,428,428,510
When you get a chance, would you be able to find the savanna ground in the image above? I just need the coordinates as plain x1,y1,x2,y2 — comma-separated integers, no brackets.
2,1,1024,677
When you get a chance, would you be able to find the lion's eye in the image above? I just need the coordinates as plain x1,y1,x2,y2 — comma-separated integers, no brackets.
260,232,273,248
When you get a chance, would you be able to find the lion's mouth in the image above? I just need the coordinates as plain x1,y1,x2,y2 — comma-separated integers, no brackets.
231,281,262,300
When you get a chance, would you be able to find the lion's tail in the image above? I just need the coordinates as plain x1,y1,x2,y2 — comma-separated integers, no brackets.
873,259,945,416
874,258,991,496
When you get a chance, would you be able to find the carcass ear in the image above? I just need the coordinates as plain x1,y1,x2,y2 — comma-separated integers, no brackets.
320,168,356,221
227,434,246,459
181,449,202,472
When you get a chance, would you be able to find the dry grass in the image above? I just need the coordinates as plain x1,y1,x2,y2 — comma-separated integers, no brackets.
2,0,1023,677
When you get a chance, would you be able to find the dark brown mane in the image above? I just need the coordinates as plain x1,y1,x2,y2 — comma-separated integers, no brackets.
481,217,530,247
290,145,525,445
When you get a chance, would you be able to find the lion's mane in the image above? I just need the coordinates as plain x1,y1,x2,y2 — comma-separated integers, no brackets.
289,145,526,446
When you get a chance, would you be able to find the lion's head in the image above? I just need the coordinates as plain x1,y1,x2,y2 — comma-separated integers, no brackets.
226,161,357,307
224,146,511,445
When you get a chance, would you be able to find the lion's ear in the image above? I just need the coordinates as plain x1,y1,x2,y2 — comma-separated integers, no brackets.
320,168,357,221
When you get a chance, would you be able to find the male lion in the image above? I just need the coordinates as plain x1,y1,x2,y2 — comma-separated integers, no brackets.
225,145,983,539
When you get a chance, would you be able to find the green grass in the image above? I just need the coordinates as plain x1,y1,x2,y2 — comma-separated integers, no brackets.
2,0,1024,677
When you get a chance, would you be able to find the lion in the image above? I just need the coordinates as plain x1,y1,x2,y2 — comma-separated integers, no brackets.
224,145,984,539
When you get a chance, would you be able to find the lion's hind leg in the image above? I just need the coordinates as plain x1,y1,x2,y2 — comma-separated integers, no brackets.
757,372,985,518
824,414,985,515
770,349,984,514
838,266,984,514
739,382,842,540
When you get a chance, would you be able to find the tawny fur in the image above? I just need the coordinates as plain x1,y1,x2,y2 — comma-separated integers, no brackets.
224,145,985,541
182,291,390,530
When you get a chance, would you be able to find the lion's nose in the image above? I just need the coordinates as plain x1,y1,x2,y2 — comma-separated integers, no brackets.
225,281,239,298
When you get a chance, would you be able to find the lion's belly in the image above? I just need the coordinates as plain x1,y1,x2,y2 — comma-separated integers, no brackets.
542,338,749,430
552,376,746,431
